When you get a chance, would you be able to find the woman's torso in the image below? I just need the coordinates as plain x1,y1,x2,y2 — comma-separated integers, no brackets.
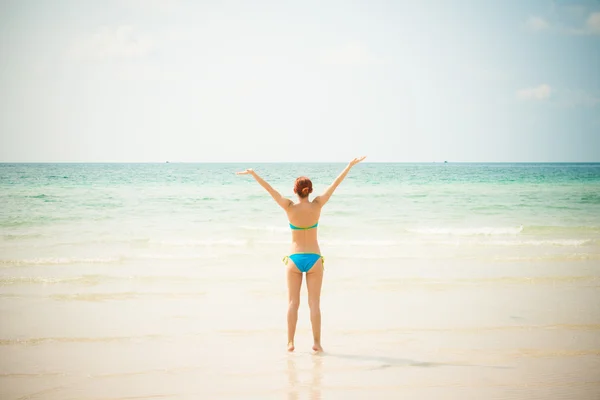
286,201,322,254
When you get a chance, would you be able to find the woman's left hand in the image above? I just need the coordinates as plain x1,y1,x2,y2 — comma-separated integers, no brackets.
236,169,255,175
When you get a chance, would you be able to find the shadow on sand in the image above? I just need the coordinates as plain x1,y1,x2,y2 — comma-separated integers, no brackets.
285,351,510,400
321,352,511,370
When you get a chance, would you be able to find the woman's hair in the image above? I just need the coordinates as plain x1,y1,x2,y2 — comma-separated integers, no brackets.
294,176,313,198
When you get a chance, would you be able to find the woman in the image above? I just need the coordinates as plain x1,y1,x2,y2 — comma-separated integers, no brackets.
236,156,366,352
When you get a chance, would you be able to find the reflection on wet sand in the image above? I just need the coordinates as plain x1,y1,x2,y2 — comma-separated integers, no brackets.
287,354,323,400
311,354,323,400
287,357,298,400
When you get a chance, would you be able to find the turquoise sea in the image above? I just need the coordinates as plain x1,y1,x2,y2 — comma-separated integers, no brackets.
2,163,600,266
1,163,600,399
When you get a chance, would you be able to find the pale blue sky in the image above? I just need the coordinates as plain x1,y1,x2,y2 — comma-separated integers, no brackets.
1,0,599,162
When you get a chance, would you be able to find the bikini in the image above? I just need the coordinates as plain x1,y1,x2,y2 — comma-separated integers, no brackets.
282,222,324,273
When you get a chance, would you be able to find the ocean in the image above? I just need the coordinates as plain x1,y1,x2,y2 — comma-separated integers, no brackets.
1,162,599,399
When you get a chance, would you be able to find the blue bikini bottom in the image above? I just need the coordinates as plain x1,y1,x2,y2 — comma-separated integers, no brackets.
282,253,324,273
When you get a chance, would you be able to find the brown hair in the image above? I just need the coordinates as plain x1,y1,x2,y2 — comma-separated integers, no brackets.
294,176,313,198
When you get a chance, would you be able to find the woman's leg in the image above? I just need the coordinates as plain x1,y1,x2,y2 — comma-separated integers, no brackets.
286,262,303,352
306,259,324,352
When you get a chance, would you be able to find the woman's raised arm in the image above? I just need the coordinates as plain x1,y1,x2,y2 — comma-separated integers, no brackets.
314,156,366,206
236,169,293,209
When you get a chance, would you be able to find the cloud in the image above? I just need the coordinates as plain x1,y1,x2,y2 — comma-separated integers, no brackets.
516,84,552,101
68,26,154,61
586,12,600,34
526,16,550,31
560,11,600,35
526,11,600,36
516,86,599,108
564,12,600,35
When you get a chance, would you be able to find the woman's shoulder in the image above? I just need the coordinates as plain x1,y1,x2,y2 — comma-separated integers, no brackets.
287,201,321,214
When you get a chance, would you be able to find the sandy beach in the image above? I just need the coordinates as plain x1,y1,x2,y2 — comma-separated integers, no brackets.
2,255,599,399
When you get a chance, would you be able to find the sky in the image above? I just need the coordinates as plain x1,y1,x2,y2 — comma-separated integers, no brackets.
1,0,599,162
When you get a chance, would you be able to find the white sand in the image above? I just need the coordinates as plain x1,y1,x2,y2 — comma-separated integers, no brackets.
1,258,599,399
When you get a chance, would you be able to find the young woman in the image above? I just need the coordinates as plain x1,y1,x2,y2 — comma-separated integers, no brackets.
236,156,366,352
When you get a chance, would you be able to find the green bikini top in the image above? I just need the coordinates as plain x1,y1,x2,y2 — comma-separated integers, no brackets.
289,222,319,230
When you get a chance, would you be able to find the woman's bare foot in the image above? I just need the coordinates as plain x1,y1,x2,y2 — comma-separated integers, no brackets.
287,342,295,352
312,343,323,353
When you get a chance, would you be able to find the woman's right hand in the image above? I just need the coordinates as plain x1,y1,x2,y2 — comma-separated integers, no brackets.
349,156,367,167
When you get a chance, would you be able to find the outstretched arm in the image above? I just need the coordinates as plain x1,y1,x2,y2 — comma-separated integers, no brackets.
314,156,366,206
236,169,292,209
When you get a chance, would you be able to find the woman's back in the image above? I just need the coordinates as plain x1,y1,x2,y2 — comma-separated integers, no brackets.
287,201,321,228
287,201,322,253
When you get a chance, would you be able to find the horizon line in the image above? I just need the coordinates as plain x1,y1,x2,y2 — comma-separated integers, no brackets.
1,161,600,164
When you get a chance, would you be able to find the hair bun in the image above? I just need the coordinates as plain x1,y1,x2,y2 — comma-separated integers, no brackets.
294,176,313,198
